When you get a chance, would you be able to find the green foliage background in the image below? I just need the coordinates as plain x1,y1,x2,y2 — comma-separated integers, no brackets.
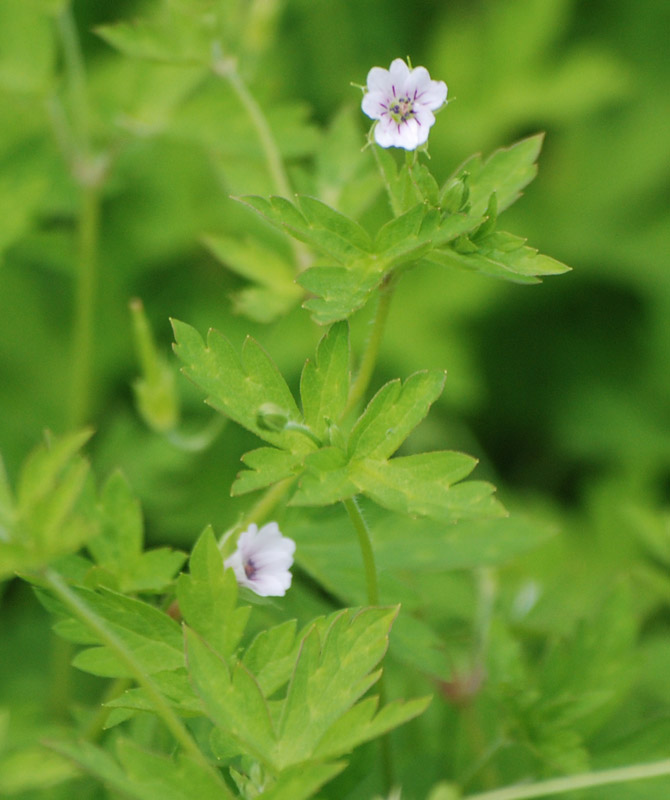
1,0,669,798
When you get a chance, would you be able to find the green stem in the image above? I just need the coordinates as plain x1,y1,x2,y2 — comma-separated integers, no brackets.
214,57,309,270
69,183,101,429
344,273,396,417
372,145,403,218
464,759,670,800
218,477,297,551
343,496,378,605
55,6,105,430
56,6,90,156
342,496,395,791
42,568,232,796
223,65,291,197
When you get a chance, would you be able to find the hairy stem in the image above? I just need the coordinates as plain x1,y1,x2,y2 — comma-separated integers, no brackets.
218,477,297,551
343,496,378,605
344,273,397,417
343,496,395,791
55,6,105,429
56,6,90,156
214,57,310,271
372,145,403,218
69,183,101,428
465,759,670,800
43,568,232,795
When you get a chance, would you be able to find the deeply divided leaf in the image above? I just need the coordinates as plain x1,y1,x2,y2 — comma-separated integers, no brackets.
172,320,311,452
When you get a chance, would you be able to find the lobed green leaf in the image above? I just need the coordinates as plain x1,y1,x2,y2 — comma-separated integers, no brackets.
313,694,431,759
300,321,350,440
172,320,311,452
273,606,397,768
299,264,382,324
177,528,250,660
348,371,446,460
457,133,545,218
289,448,358,507
232,448,303,495
69,587,183,678
350,455,505,523
184,627,277,764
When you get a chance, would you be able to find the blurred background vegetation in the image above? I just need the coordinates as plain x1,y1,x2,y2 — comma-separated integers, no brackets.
1,0,669,797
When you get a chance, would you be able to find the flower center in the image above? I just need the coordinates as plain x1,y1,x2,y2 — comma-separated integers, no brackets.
389,96,414,123
244,558,256,579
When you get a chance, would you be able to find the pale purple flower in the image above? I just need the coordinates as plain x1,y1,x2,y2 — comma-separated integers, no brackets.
361,58,447,150
224,522,295,597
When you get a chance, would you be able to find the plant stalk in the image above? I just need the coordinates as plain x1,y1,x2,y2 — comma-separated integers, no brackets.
343,496,378,605
464,759,670,800
214,57,310,271
344,274,396,417
69,182,101,429
43,568,233,796
343,495,395,791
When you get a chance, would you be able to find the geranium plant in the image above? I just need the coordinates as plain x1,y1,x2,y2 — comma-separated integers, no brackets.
2,3,670,800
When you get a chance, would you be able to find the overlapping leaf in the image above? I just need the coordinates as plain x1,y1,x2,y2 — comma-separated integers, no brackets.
176,528,250,660
237,134,569,322
185,605,428,772
89,471,186,594
173,320,503,523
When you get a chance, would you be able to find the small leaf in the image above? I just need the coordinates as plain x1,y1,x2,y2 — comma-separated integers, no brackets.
177,528,249,660
300,321,350,440
69,587,183,678
90,471,142,573
232,448,303,495
375,204,426,254
273,607,397,768
89,471,185,594
17,429,93,510
258,762,346,800
243,619,299,696
410,163,440,207
429,230,570,284
172,320,311,452
184,627,277,764
239,195,369,264
313,694,431,759
299,264,382,324
348,371,446,461
457,133,545,218
297,196,372,252
289,448,357,507
350,455,505,523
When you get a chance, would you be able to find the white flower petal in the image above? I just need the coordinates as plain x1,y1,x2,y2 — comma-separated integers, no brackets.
362,91,387,120
223,522,295,597
366,66,393,94
388,58,411,92
416,80,447,111
361,58,447,150
373,117,402,148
